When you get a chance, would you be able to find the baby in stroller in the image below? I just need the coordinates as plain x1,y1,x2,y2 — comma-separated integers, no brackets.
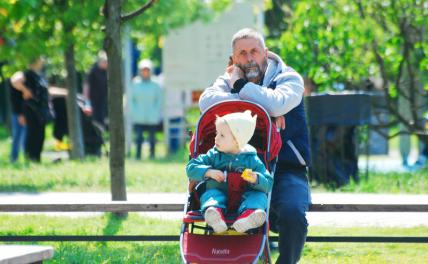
186,110,273,234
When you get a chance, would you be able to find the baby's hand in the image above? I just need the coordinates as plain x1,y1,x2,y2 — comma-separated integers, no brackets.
275,116,285,130
205,169,226,183
241,169,257,184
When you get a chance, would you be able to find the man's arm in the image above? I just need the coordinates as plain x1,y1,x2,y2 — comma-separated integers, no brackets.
198,74,240,113
11,71,32,100
238,68,304,117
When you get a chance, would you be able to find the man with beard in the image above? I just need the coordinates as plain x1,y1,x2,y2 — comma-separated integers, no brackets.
199,28,311,264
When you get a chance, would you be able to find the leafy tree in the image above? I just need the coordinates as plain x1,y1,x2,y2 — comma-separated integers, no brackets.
103,0,231,202
269,0,427,145
2,0,230,200
1,0,106,160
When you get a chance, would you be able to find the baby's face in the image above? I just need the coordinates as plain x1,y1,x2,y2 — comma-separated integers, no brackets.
215,121,239,153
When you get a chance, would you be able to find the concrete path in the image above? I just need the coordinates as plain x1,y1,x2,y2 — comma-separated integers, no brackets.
1,192,427,227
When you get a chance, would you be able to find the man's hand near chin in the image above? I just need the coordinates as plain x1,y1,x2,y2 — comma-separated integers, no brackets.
229,66,246,94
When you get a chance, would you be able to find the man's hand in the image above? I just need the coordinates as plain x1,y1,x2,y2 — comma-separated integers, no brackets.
205,169,226,183
275,116,285,130
18,115,26,126
11,71,32,100
22,88,33,100
230,65,244,88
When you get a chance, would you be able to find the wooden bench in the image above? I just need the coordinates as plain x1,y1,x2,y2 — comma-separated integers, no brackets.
0,245,53,264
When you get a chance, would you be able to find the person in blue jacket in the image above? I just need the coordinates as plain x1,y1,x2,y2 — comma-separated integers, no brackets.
199,28,311,264
186,110,273,234
129,59,163,159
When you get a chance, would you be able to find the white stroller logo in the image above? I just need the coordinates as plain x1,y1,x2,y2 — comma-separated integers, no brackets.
212,248,230,255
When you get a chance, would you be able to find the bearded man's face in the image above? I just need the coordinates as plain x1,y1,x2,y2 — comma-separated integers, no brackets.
233,38,268,83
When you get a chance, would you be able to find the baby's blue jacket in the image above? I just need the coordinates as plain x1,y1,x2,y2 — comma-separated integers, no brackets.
186,145,273,194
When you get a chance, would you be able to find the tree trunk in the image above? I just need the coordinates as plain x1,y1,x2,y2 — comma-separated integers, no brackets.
64,43,85,160
105,0,127,201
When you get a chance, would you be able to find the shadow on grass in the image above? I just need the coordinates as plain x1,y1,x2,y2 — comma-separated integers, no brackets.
0,183,54,193
103,213,127,236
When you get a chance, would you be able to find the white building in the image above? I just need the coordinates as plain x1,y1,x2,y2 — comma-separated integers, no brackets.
162,0,264,152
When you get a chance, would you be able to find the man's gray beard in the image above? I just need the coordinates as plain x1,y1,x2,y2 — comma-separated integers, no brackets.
246,68,260,79
238,59,267,81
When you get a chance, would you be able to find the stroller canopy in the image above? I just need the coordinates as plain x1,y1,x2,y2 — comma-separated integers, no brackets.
189,100,282,163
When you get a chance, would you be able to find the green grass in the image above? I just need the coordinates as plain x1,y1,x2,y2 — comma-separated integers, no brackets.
339,170,428,194
1,137,427,193
0,214,427,263
0,123,190,192
0,157,188,193
1,123,427,194
0,214,182,263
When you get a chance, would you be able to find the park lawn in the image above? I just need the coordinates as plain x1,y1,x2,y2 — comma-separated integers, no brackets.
338,170,428,194
1,124,427,193
1,154,427,193
0,157,188,193
0,214,427,263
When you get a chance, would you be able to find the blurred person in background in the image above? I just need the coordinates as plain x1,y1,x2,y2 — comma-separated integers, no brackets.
9,78,27,162
10,57,51,162
85,51,108,128
129,59,163,159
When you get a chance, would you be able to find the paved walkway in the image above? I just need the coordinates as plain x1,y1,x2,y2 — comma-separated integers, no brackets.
1,192,427,228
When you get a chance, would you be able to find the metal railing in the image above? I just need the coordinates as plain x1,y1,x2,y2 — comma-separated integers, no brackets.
1,203,427,243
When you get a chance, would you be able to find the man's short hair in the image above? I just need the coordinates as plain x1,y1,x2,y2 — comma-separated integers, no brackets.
231,28,266,52
97,50,108,62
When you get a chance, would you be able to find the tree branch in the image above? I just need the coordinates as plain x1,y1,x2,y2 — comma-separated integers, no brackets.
121,0,157,23
372,112,398,128
372,41,414,132
369,125,408,140
353,0,365,19
399,18,423,131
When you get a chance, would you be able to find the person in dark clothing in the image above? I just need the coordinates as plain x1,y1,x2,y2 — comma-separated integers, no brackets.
11,57,50,162
9,80,27,162
50,87,104,157
85,51,108,128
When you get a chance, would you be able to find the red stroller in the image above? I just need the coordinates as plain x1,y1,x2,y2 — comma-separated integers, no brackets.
180,100,282,264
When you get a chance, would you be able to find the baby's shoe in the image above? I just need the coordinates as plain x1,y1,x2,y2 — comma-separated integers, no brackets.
204,207,227,233
232,209,266,233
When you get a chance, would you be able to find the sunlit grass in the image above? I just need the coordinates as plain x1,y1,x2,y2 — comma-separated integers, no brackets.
0,214,427,263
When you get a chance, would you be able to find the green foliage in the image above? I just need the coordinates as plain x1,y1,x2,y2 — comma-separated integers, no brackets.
127,0,231,66
0,0,104,76
271,1,371,90
269,0,428,92
0,0,231,76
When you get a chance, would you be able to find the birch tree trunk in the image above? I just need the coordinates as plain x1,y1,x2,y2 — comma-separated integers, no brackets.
104,0,127,201
64,41,85,160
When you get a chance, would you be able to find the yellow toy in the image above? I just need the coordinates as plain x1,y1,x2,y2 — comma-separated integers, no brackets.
241,169,253,182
